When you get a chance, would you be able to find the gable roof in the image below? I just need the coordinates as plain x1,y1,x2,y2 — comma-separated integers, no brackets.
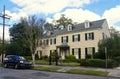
44,19,106,37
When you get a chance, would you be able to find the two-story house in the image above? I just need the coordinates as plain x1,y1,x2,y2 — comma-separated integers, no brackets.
36,19,110,59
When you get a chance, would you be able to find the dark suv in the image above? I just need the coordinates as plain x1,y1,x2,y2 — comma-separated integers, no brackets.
3,55,32,69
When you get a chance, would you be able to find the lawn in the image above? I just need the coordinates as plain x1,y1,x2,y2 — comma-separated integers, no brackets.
34,66,60,72
35,60,80,66
66,69,108,76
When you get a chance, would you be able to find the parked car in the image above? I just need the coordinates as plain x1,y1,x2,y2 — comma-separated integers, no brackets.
3,55,32,69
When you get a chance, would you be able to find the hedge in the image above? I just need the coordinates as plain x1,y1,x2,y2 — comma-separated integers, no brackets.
80,59,118,68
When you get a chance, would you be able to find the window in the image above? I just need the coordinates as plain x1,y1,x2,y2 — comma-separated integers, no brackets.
42,39,49,45
67,24,72,31
72,34,80,42
61,36,68,43
84,20,90,28
85,32,94,40
72,48,81,59
50,38,56,45
85,47,95,58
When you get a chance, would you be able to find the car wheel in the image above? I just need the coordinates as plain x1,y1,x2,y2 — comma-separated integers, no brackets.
4,64,8,68
15,64,18,69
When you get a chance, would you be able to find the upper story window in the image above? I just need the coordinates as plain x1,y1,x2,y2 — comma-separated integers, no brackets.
50,38,56,45
85,32,94,40
61,36,68,43
84,20,90,28
43,39,49,45
72,34,80,42
67,24,72,31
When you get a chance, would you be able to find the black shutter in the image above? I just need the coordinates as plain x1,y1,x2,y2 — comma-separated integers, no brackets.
72,49,74,55
66,36,68,42
92,47,95,54
78,48,81,59
85,33,87,40
92,32,94,40
47,39,49,45
54,38,56,44
85,48,87,58
50,39,52,45
78,34,80,41
61,37,63,43
72,35,74,42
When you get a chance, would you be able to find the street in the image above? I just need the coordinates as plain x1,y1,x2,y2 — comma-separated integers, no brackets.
0,67,119,79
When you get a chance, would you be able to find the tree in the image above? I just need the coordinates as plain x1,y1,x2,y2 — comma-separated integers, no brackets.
9,23,30,56
55,14,73,29
97,27,120,59
21,15,44,65
0,39,9,62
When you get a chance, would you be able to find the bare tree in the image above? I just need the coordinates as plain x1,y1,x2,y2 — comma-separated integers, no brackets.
21,15,44,65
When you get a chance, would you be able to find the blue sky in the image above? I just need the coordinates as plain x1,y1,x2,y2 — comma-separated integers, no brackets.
0,0,120,40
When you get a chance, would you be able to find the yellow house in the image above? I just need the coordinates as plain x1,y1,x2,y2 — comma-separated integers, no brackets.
36,19,110,59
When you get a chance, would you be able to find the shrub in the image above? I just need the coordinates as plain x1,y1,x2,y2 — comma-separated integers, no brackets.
66,55,76,60
80,59,118,68
93,52,105,59
61,55,78,63
24,56,32,60
40,55,48,60
62,59,80,63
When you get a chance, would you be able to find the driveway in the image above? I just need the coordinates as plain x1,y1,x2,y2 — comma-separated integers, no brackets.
0,67,119,79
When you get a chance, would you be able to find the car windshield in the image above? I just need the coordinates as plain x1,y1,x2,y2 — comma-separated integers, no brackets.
16,56,25,60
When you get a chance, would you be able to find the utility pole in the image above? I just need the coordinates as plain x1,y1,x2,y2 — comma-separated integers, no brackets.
0,5,11,63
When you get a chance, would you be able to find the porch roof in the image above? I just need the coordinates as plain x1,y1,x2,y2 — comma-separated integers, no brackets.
57,43,69,48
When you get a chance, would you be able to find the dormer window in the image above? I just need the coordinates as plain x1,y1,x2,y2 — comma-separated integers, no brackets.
67,24,72,31
47,31,51,36
84,20,90,28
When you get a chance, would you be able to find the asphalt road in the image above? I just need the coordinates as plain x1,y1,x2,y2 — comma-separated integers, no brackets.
0,67,119,79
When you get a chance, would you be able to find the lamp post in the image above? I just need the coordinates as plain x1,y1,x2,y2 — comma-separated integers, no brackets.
105,47,108,79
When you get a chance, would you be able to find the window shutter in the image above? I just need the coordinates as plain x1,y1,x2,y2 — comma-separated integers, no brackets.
46,39,49,45
66,36,68,42
92,47,95,54
78,48,81,59
54,38,56,44
72,35,74,42
50,39,52,45
78,34,80,41
92,32,94,40
61,37,63,43
72,49,74,55
85,33,87,40
85,48,87,58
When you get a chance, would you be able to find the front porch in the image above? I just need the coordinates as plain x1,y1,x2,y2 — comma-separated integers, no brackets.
56,43,70,59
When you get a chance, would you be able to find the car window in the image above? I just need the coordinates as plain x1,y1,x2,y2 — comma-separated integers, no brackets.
16,56,25,60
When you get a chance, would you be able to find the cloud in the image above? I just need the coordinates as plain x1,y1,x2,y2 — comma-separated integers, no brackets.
47,8,101,23
0,26,10,40
10,0,97,15
103,5,120,27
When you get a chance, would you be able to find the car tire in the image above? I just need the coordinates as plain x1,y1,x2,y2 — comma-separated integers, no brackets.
4,64,8,68
15,64,18,69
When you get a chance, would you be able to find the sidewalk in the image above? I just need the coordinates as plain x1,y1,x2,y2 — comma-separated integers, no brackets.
35,64,120,78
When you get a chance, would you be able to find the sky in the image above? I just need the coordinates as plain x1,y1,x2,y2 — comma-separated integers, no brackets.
0,0,120,40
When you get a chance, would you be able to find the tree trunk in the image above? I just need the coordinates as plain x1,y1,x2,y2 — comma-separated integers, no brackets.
32,53,35,66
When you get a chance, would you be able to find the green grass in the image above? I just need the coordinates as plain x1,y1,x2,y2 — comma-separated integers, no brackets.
66,69,108,76
34,66,60,72
60,62,80,66
35,60,49,65
35,60,80,66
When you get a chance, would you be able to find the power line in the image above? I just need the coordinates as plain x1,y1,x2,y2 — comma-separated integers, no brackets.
0,5,11,63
